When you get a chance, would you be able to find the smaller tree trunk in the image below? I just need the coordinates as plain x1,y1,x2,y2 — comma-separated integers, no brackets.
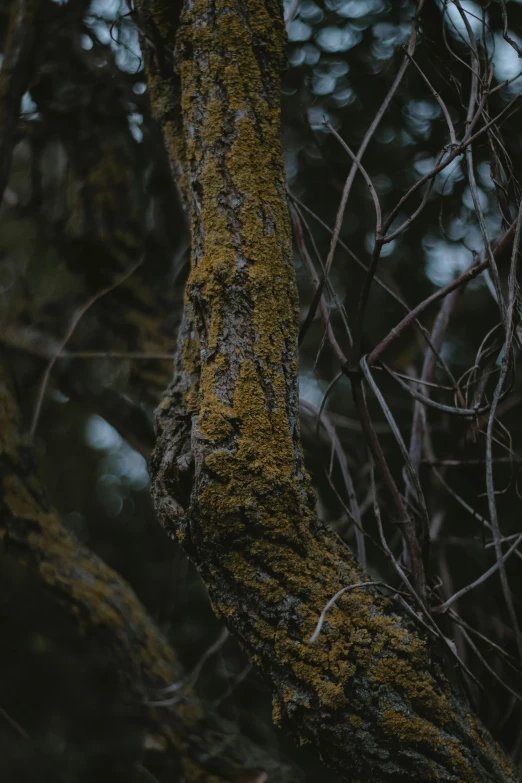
0,362,293,783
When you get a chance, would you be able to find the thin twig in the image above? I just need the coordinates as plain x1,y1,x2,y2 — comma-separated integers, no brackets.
284,0,299,26
381,93,522,237
349,370,427,601
30,258,144,438
324,121,382,236
308,581,385,643
290,203,350,357
361,356,431,569
434,532,522,614
214,662,253,708
484,201,522,661
402,47,457,147
0,705,29,740
147,627,229,706
301,399,366,565
367,220,516,365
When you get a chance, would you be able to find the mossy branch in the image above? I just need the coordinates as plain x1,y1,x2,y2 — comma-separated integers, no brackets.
141,0,518,780
0,361,294,782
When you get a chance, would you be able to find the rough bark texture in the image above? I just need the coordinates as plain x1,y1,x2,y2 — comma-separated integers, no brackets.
141,0,518,780
0,362,293,783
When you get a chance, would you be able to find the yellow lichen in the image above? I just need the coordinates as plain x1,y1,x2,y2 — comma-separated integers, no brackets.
224,552,286,602
272,700,283,726
380,710,475,782
317,680,347,709
380,709,444,749
372,654,452,723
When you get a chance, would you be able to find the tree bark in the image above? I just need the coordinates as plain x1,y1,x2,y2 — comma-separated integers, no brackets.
139,0,518,780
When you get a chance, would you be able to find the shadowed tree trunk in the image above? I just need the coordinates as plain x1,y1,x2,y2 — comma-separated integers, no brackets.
136,0,518,780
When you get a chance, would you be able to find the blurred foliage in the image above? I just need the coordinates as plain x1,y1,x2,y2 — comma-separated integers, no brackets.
1,0,522,779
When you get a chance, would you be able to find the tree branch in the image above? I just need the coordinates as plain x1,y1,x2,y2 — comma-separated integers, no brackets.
0,360,293,783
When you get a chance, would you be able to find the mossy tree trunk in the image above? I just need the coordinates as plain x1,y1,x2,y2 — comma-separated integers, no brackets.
137,1,518,780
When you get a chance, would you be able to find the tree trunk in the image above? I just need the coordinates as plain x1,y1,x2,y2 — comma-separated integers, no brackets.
138,0,517,780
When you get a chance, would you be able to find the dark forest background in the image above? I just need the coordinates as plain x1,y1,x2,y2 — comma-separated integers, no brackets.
1,0,522,780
